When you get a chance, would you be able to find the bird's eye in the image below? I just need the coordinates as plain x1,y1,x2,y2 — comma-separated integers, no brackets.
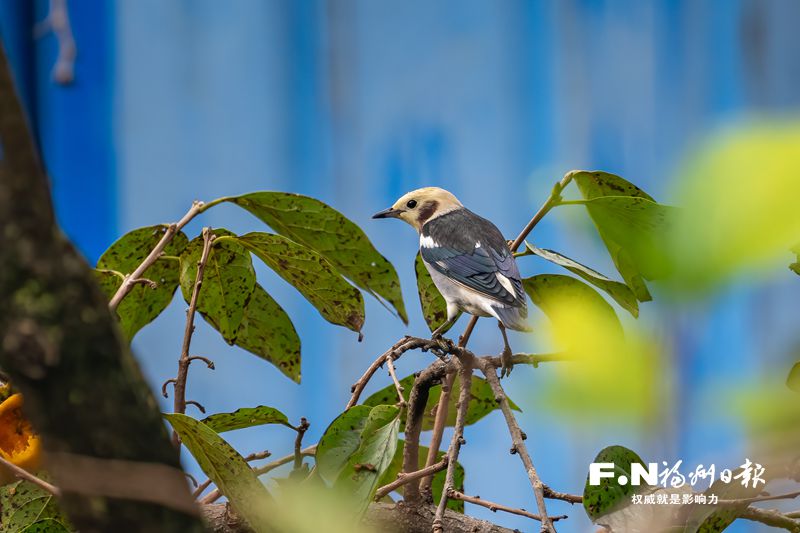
406,199,417,209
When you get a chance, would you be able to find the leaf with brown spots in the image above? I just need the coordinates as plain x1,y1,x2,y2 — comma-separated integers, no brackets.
96,225,188,340
180,229,256,342
226,192,407,323
164,414,271,529
414,252,460,334
0,477,72,532
362,374,519,431
234,232,365,333
201,405,293,432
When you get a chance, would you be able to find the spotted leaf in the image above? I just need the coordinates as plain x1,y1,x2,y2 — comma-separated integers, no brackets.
414,252,460,334
202,405,293,433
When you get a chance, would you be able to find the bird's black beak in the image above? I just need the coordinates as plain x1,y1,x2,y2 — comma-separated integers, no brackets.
372,207,403,219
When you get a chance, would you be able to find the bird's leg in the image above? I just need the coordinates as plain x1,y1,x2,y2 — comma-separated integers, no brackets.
431,316,456,354
498,321,514,378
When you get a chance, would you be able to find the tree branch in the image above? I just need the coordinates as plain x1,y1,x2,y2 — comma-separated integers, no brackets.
739,506,800,532
172,227,215,448
293,418,310,470
0,455,61,496
447,490,568,523
374,458,449,501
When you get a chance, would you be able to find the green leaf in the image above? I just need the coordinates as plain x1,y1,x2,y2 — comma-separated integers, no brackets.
791,243,800,276
572,171,664,302
333,405,401,518
164,413,271,528
414,252,460,334
377,440,465,512
525,245,639,317
234,232,365,332
316,405,373,485
205,283,301,382
18,519,71,533
0,479,71,533
96,225,187,339
362,374,519,431
788,362,800,393
180,229,256,342
202,405,293,433
226,192,407,323
583,445,647,521
523,274,622,335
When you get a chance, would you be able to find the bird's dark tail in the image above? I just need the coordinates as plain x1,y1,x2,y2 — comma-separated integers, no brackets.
493,305,532,332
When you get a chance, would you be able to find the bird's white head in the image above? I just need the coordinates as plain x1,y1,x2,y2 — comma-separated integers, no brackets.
372,187,463,231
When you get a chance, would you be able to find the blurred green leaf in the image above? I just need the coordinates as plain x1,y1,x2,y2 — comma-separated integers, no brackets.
316,405,373,485
788,362,800,393
202,405,293,433
234,232,365,333
218,283,301,383
0,478,72,533
791,243,800,276
573,171,666,302
96,225,187,339
377,440,465,512
363,374,519,431
583,445,647,521
165,413,271,528
18,520,71,533
226,192,407,323
525,245,639,317
180,229,256,342
414,252,460,334
333,405,400,519
669,122,800,289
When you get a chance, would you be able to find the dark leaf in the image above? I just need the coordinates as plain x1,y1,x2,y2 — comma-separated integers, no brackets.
96,225,187,339
525,245,639,317
788,362,800,393
0,478,72,533
227,192,407,323
415,252,460,334
202,405,292,433
316,406,373,485
583,445,647,521
164,413,271,528
235,232,365,332
180,229,256,342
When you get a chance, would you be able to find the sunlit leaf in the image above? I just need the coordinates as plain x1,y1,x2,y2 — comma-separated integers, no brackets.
226,192,407,323
202,405,293,433
164,413,271,528
377,440,465,512
234,232,365,332
572,170,654,201
0,478,71,533
180,229,256,342
414,252,460,334
362,374,519,431
333,405,400,519
212,283,301,383
790,243,800,276
316,406,372,485
525,245,638,317
788,362,800,393
96,225,187,339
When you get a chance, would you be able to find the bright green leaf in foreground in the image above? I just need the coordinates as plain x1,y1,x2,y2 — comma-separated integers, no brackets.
226,192,407,323
96,225,188,340
180,229,256,342
414,252,460,334
316,405,373,485
202,405,293,433
787,362,800,393
0,478,72,533
362,374,519,431
790,242,800,276
234,232,365,333
525,244,638,317
165,413,271,529
583,445,647,521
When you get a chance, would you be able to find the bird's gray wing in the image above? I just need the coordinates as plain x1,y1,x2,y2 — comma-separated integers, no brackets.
421,210,526,308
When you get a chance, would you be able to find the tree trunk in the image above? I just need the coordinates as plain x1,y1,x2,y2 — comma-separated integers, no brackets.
0,42,204,533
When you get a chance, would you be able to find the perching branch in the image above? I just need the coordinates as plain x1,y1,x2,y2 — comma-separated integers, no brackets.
446,490,568,523
0,455,61,496
477,357,554,532
172,227,215,448
432,358,473,533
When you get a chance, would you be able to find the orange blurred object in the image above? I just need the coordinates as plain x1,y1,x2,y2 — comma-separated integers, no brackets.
0,393,42,485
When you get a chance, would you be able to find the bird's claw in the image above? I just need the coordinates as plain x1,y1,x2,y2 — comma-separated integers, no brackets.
500,345,514,378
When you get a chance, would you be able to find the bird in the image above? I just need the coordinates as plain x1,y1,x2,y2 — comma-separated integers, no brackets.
373,187,529,375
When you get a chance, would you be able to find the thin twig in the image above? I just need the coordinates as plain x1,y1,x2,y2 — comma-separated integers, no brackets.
485,352,577,369
374,458,449,501
187,355,215,370
185,400,206,414
478,358,554,532
34,0,76,84
420,172,575,492
108,201,207,311
543,485,583,504
432,358,473,533
172,228,215,448
720,490,800,506
386,356,406,407
0,455,60,496
200,445,316,504
739,506,800,532
447,490,568,523
293,418,310,470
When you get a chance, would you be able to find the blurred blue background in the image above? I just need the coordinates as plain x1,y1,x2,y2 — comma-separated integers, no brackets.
3,1,800,531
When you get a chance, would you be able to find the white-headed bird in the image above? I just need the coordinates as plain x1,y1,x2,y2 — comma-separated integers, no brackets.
373,187,528,375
